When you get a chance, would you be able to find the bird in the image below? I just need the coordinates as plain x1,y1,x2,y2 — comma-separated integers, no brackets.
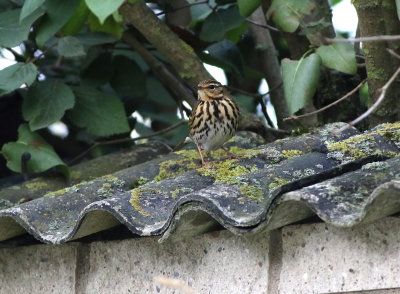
187,79,240,165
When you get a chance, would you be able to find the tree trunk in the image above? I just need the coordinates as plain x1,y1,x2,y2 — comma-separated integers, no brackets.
353,0,400,126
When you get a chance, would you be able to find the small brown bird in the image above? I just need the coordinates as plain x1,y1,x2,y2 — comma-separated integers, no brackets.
187,79,240,165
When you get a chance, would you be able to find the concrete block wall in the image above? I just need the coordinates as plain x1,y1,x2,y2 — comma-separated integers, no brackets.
1,217,400,293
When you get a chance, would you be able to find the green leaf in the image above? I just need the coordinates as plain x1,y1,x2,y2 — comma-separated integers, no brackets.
237,0,261,17
266,0,313,33
316,41,357,75
396,0,400,20
58,36,86,57
81,52,114,86
204,40,244,76
85,0,124,24
75,32,117,47
0,63,37,96
22,81,75,131
61,0,90,35
0,8,44,47
35,0,81,47
1,124,69,178
110,55,146,97
20,0,45,21
67,86,130,137
87,12,123,38
200,7,245,42
282,53,321,114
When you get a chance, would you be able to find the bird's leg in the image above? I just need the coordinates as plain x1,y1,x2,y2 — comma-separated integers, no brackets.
196,143,207,165
222,146,240,160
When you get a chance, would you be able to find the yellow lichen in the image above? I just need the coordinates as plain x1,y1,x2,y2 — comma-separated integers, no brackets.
25,181,48,191
268,177,290,191
282,149,303,159
130,188,152,217
239,184,263,201
44,188,69,198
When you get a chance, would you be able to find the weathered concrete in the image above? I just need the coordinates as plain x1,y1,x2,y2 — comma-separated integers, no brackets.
83,230,270,294
1,217,400,293
0,243,78,294
279,217,400,293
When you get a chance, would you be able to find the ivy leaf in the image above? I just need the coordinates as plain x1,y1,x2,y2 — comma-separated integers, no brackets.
36,0,81,47
85,0,124,24
200,7,244,42
316,41,357,75
22,81,75,131
266,0,313,33
58,36,86,57
282,53,321,114
237,0,261,17
20,0,45,21
67,86,130,137
0,8,44,47
1,124,69,178
0,63,37,96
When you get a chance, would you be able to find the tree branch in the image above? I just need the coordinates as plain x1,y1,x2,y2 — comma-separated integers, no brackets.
325,35,400,43
122,31,197,108
248,7,297,130
119,0,211,91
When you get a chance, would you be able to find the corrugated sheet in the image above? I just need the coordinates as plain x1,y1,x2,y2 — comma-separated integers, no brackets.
0,122,399,244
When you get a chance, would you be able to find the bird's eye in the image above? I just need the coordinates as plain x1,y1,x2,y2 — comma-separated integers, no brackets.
208,85,215,89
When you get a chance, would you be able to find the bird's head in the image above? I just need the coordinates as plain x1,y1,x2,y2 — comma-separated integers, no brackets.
196,79,224,101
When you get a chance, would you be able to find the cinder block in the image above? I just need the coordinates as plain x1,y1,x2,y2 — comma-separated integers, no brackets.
84,230,270,294
0,243,78,294
279,217,400,293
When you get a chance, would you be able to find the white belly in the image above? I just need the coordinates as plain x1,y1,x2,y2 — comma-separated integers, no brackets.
192,120,234,151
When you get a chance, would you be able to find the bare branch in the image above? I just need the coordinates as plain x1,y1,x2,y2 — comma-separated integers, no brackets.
338,65,400,132
387,48,400,60
284,79,367,121
245,19,279,32
325,35,400,43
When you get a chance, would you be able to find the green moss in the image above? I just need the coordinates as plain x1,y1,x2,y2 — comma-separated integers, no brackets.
130,176,149,189
268,176,290,191
198,159,257,184
70,170,82,180
239,184,263,201
327,122,400,161
97,183,112,199
282,149,303,159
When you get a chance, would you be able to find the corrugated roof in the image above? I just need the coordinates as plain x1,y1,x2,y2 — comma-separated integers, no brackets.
0,122,399,244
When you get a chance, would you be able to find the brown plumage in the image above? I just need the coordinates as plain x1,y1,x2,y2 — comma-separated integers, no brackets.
188,79,240,165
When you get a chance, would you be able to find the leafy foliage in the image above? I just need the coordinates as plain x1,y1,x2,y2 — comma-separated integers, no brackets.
0,0,373,179
1,124,69,177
